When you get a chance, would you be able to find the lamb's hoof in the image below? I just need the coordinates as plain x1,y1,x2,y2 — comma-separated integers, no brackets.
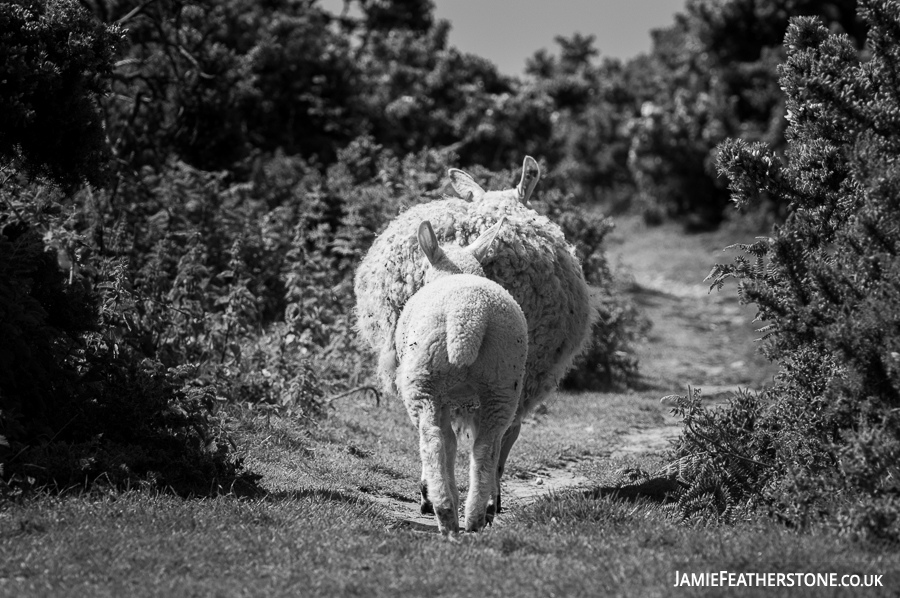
435,507,459,535
485,492,502,525
465,515,487,533
485,503,496,526
465,506,489,533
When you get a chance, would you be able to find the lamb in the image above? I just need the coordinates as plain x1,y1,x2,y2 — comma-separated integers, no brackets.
354,156,592,514
387,217,528,534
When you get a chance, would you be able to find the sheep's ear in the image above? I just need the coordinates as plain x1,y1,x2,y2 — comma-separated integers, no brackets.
516,156,540,203
448,168,485,201
468,217,506,263
417,221,442,266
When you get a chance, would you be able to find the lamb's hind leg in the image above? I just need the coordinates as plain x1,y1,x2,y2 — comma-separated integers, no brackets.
422,410,460,517
465,428,505,532
465,400,516,532
444,415,460,514
417,403,459,534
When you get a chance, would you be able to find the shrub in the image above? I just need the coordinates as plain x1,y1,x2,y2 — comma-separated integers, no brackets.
0,0,121,189
0,180,254,494
0,1,254,491
668,1,900,541
626,0,865,229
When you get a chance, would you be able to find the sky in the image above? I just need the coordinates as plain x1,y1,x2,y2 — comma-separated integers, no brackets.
319,0,686,76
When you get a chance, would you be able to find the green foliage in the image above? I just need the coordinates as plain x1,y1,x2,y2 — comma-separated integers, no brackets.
96,0,553,176
0,0,122,188
100,0,363,171
518,3,857,226
627,82,733,229
356,0,435,33
0,180,253,494
524,35,636,206
662,388,768,523
358,20,555,169
0,207,96,445
510,2,868,227
674,0,900,541
626,0,865,229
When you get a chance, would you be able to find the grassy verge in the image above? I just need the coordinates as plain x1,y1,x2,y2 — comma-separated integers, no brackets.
2,389,898,597
2,487,896,597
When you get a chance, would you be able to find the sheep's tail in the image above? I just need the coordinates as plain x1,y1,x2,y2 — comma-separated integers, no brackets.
446,310,487,368
377,319,399,397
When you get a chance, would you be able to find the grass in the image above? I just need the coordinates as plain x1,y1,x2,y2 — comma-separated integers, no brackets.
2,483,897,597
2,214,898,596
3,392,899,597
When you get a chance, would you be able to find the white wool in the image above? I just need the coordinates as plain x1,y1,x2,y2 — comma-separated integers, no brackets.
389,220,528,534
355,158,593,418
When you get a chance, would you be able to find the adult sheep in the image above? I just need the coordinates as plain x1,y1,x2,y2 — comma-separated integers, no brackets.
354,157,593,511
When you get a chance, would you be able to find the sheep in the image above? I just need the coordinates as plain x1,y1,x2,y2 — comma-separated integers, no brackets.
354,156,592,514
386,217,528,534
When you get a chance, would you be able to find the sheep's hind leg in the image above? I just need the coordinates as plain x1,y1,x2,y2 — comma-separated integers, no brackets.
492,421,521,517
417,403,459,534
419,480,434,515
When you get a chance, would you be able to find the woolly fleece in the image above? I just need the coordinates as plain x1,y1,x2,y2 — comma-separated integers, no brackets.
393,220,528,533
355,161,592,418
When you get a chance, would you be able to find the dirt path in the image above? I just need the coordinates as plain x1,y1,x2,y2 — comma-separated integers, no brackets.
374,463,594,532
372,216,778,531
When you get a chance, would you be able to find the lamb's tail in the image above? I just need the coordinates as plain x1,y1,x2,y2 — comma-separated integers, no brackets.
446,310,488,367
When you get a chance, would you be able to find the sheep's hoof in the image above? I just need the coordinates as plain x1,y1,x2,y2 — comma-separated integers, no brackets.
419,481,434,515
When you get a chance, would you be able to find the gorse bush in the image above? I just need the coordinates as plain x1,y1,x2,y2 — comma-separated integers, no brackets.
625,0,865,229
669,0,900,541
0,0,122,189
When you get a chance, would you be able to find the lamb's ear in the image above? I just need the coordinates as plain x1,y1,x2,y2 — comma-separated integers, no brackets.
417,221,442,266
516,156,540,203
468,217,506,263
448,168,485,201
